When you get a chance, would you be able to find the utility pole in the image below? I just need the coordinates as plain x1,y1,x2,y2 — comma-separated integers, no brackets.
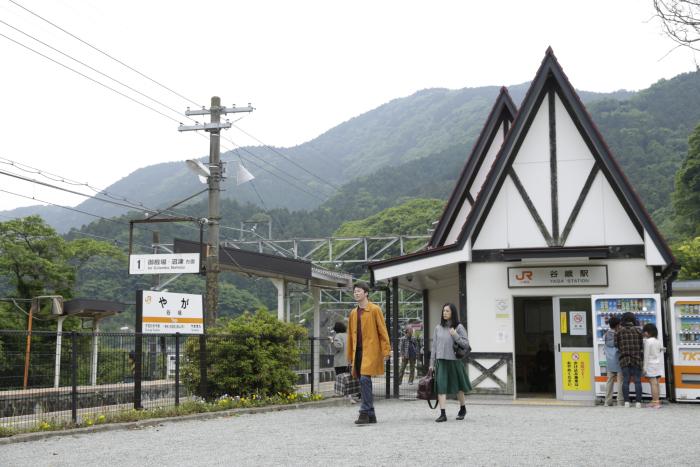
178,97,254,327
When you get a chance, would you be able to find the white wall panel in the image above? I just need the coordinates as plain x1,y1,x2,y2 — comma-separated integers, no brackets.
557,159,595,227
470,125,505,200
512,161,552,233
513,100,549,164
563,172,605,246
445,201,471,245
554,95,593,162
602,176,643,245
644,230,667,266
505,177,549,248
472,181,509,249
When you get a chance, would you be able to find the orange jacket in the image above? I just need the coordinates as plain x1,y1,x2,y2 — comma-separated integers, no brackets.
346,301,391,376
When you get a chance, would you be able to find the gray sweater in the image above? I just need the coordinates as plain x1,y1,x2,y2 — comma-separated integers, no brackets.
430,324,469,367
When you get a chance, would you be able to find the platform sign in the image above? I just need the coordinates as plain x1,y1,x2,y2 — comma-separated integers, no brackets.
129,253,200,275
141,291,203,334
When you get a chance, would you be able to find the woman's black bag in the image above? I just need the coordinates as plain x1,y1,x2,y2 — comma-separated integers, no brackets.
417,368,438,409
453,341,472,360
453,327,471,360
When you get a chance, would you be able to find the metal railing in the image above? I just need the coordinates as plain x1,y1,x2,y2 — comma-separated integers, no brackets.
0,330,339,430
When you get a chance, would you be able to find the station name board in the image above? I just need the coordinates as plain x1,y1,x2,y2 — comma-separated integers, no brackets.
129,253,200,275
141,291,203,334
508,265,608,288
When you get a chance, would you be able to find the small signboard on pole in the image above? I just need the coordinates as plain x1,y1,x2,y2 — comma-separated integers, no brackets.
129,253,200,275
140,291,203,334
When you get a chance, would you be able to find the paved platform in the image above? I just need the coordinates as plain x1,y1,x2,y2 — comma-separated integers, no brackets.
1,399,698,466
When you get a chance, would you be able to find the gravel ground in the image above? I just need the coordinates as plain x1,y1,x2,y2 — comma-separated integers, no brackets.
1,399,699,466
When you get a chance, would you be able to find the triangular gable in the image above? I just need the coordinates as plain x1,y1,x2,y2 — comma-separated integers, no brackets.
429,88,517,247
461,48,674,267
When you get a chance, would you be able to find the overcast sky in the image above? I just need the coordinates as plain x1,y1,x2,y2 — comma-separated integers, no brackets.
0,0,696,212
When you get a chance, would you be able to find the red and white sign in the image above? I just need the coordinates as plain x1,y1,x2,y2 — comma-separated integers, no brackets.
569,311,587,336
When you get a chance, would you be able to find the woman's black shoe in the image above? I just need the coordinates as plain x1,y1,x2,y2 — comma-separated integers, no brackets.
435,413,447,423
456,406,466,420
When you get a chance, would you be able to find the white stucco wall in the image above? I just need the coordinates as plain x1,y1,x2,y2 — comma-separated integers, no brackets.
466,259,655,353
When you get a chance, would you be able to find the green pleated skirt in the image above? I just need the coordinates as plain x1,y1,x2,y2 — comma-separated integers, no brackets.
435,359,472,395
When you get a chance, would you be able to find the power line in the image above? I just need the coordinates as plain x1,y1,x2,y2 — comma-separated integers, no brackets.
0,31,181,124
231,123,341,191
0,18,188,121
2,14,336,205
0,156,151,209
0,167,159,213
2,5,338,229
7,0,201,108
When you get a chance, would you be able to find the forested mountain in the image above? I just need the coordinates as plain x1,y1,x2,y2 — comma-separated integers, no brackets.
1,81,637,233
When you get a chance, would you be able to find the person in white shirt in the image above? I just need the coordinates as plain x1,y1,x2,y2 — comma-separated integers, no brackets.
642,323,664,409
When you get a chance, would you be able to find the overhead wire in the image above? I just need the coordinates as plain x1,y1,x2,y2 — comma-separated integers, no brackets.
0,31,182,124
0,17,187,120
2,5,338,202
7,0,202,108
1,2,340,245
230,123,341,191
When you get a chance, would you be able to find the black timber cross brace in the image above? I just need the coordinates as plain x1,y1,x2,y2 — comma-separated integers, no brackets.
467,353,513,394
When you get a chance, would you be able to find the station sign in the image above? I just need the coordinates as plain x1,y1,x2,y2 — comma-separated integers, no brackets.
508,265,608,288
141,291,203,334
129,253,200,275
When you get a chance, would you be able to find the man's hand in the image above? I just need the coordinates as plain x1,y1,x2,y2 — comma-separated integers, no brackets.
351,366,357,378
449,327,457,337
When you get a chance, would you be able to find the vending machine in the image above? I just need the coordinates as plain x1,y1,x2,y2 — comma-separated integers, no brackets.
591,294,665,399
669,297,700,402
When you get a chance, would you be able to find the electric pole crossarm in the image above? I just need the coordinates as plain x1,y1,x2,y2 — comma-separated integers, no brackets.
185,105,254,116
178,122,232,132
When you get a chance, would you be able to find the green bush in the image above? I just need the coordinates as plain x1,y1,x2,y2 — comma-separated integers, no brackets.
182,310,307,399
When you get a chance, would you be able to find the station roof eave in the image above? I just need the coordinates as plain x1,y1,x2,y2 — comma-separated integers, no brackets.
369,242,469,291
174,238,353,289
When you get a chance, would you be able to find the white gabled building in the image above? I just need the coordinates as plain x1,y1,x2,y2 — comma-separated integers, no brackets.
369,48,678,401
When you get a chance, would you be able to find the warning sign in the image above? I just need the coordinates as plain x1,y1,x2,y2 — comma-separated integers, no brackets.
562,352,591,391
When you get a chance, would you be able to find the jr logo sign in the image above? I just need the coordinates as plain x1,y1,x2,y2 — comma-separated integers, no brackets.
515,271,533,281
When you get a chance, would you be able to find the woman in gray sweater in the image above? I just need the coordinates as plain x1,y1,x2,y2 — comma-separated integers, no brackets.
429,303,472,422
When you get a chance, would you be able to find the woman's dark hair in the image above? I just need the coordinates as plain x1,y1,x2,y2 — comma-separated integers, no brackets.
333,321,346,333
621,312,636,325
608,316,621,329
642,323,658,338
440,303,460,329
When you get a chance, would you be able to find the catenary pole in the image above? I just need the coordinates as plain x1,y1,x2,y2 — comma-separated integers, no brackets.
178,97,254,326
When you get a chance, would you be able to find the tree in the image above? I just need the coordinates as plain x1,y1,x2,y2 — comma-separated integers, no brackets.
654,0,700,52
673,236,700,278
0,216,123,328
673,122,700,237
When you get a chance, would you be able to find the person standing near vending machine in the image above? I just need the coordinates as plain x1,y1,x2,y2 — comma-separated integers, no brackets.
616,312,644,408
604,316,623,406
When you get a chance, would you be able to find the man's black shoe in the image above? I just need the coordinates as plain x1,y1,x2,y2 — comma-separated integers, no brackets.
435,413,447,423
368,415,377,424
354,413,370,425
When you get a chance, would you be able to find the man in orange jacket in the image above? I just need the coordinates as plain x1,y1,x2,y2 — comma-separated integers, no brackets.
346,282,391,425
